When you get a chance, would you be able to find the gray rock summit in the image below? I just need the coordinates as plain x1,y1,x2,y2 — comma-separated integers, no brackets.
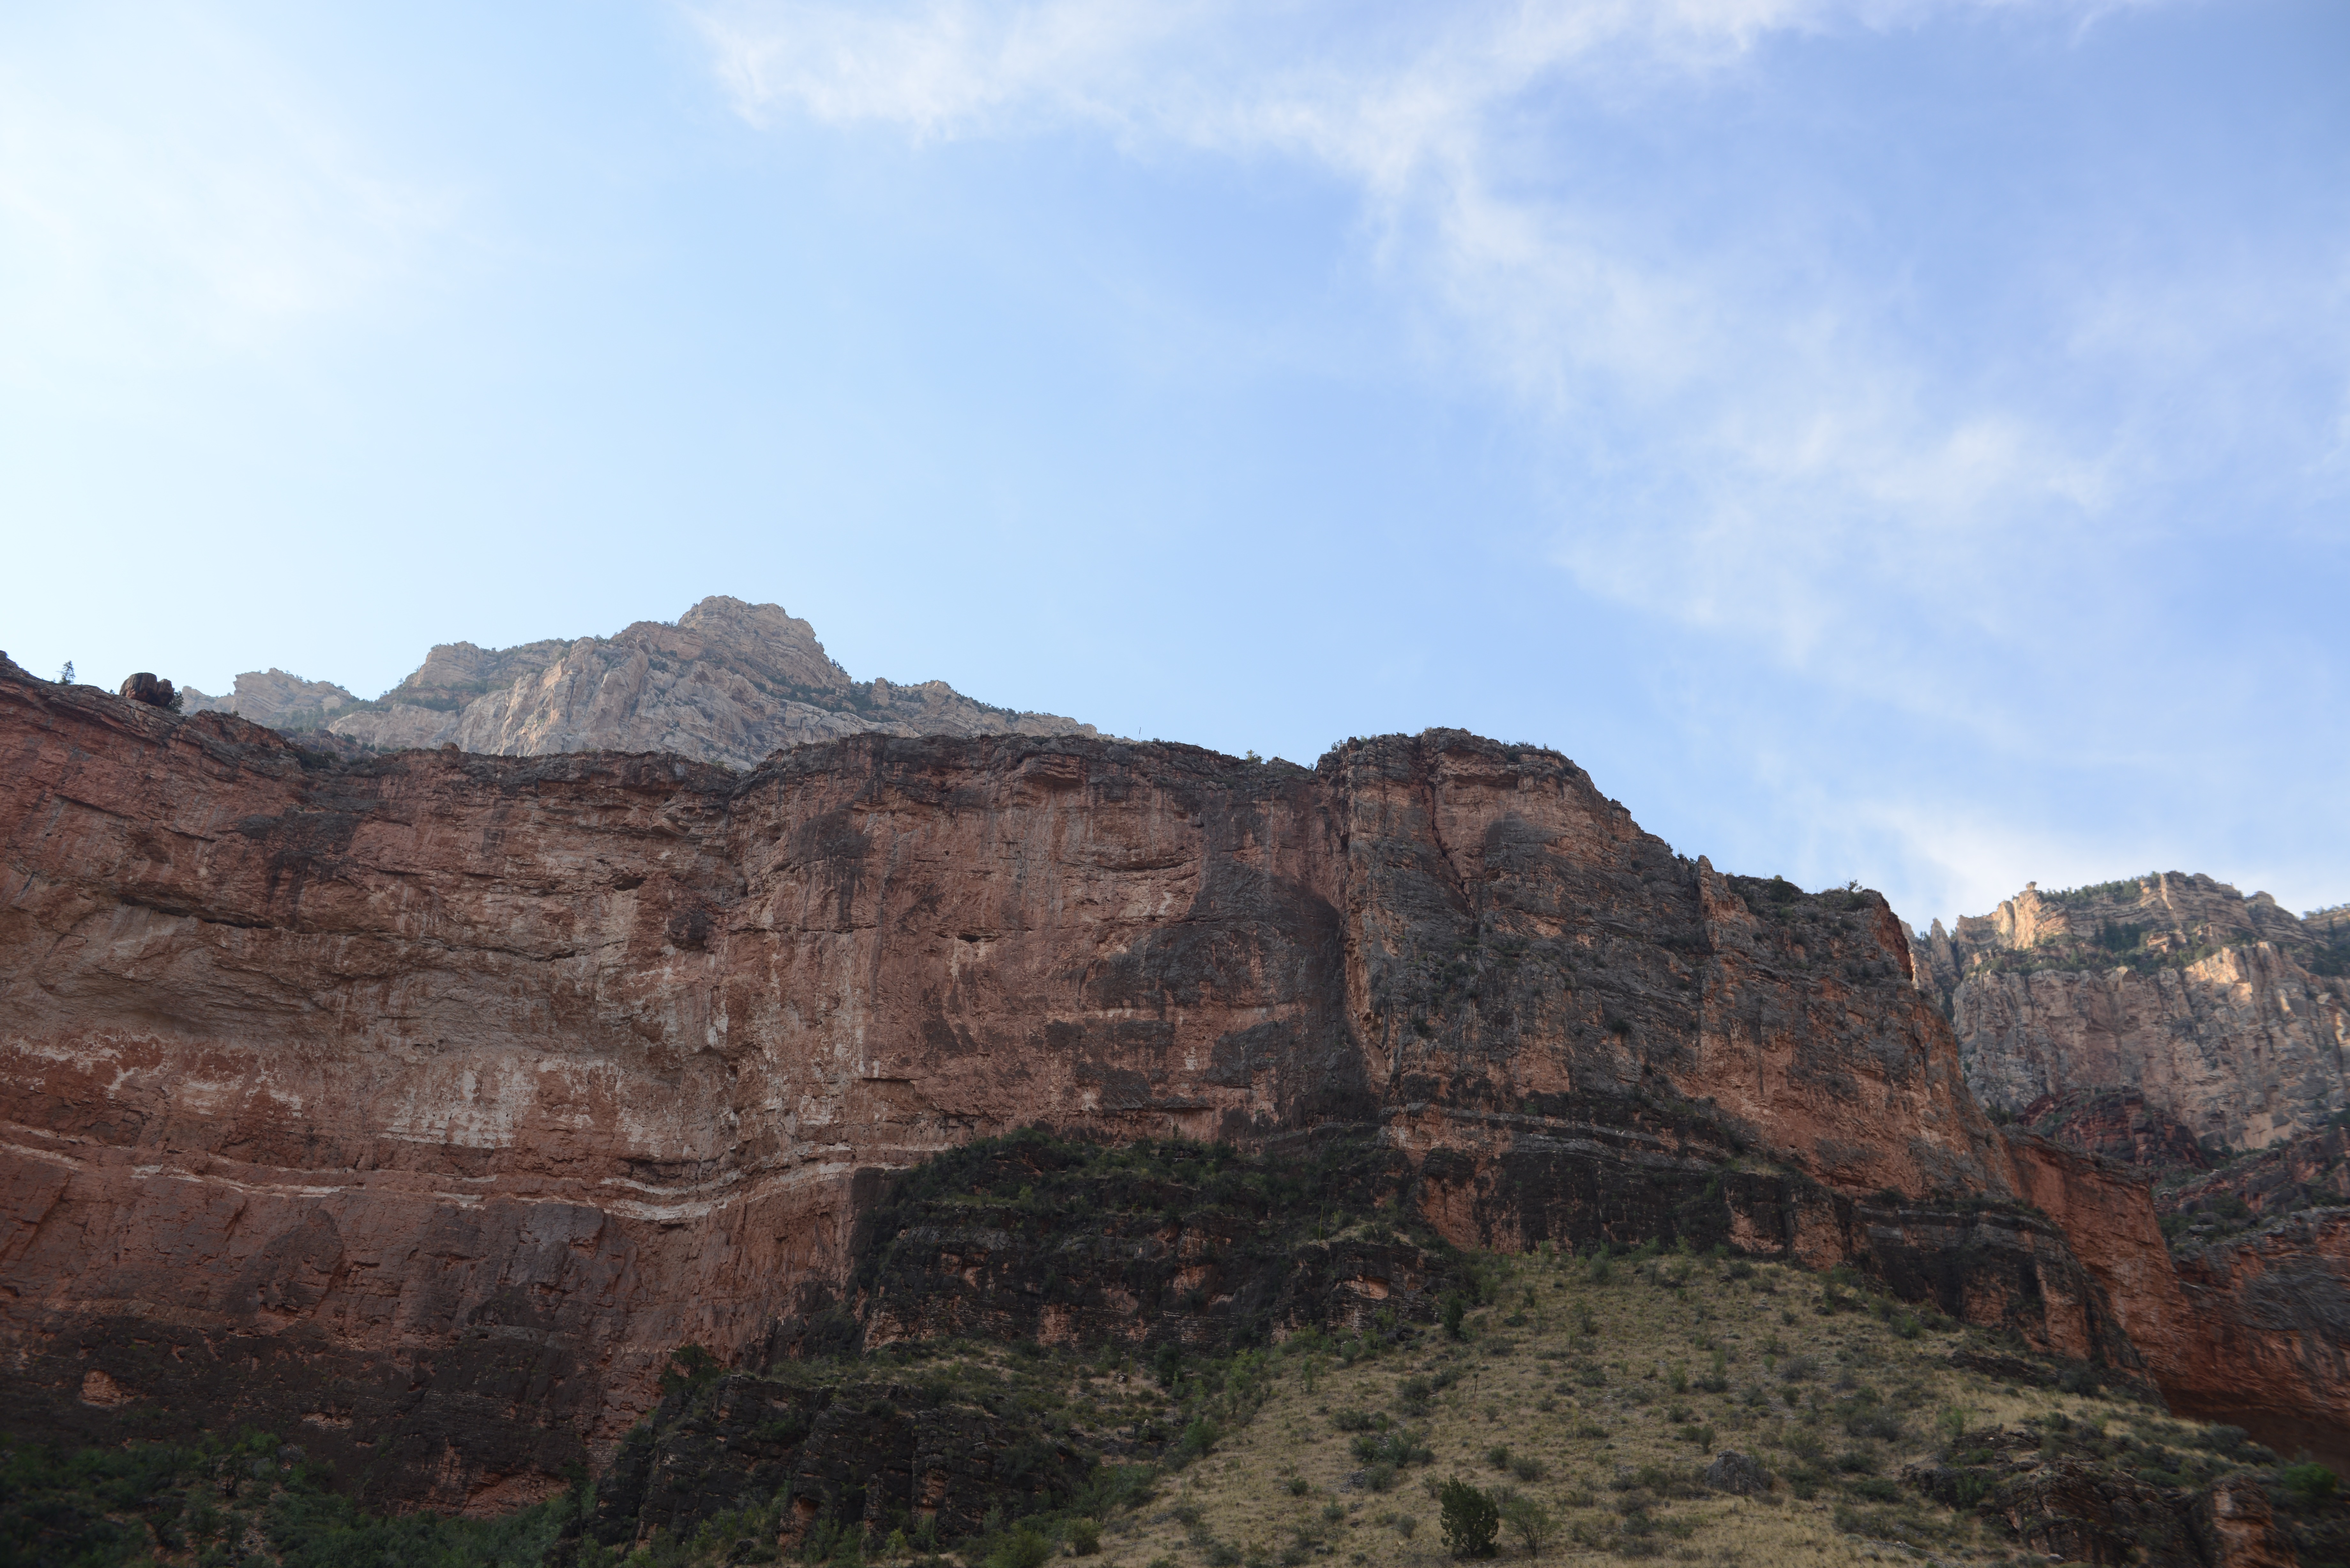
202,596,1101,769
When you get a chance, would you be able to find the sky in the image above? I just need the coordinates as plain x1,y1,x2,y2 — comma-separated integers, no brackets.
3,1,2345,931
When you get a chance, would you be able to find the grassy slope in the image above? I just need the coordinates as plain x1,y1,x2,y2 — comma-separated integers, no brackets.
1101,1247,2273,1568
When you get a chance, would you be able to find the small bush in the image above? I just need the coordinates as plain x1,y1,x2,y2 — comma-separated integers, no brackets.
987,1529,1055,1568
2281,1463,2338,1503
1439,1479,1499,1559
1499,1493,1555,1556
659,1343,725,1397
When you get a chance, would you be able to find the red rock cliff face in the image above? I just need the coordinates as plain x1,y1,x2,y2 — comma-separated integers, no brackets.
0,669,2336,1504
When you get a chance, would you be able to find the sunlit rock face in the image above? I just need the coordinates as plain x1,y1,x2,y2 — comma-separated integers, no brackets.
1,660,2340,1506
1914,876,2350,1157
316,596,1101,766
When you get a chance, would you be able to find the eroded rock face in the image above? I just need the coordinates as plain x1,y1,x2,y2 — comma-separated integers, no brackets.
837,1133,1460,1357
184,668,362,728
2019,1089,2211,1171
318,596,1100,764
1914,879,2350,1461
588,1372,1091,1552
0,660,2336,1505
1917,876,2350,1155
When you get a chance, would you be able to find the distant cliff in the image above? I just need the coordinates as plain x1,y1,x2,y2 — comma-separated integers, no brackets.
188,596,1103,766
1913,875,2350,1158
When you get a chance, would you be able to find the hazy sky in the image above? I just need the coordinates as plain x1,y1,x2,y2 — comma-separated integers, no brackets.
4,1,2345,929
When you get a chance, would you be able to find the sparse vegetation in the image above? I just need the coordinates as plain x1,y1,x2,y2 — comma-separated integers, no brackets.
13,1139,2342,1568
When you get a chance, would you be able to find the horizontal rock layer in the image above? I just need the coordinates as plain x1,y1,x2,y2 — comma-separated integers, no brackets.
0,665,2339,1504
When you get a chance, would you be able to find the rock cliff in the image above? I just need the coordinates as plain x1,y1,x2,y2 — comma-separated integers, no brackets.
1915,876,2350,1157
181,668,363,728
0,662,2339,1508
308,596,1102,763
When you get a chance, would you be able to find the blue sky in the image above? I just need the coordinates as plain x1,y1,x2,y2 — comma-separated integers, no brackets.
3,0,2345,929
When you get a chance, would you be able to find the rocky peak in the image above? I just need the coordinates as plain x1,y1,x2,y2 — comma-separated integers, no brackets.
175,596,1103,768
176,668,361,729
1917,873,2331,996
1919,874,2350,1165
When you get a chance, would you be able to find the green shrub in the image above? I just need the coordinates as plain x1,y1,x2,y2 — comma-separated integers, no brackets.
1498,1493,1556,1556
659,1343,725,1397
1174,1417,1221,1464
2281,1463,2338,1503
986,1529,1054,1568
1439,1479,1499,1559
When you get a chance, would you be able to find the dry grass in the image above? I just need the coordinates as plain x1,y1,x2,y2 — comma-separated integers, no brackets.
1090,1248,2182,1568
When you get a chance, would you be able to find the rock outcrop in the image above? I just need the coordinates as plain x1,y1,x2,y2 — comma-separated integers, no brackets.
0,660,2339,1507
588,1368,1095,1552
1915,876,2350,1156
179,668,362,728
115,673,181,711
312,596,1100,764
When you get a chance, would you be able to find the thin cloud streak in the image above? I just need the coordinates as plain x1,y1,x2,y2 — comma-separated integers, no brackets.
683,0,2192,696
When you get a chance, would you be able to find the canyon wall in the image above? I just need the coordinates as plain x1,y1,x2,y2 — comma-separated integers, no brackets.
1916,876,2350,1156
0,664,2338,1507
1913,881,2350,1462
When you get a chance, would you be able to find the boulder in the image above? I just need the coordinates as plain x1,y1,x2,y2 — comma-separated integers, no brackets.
116,672,178,709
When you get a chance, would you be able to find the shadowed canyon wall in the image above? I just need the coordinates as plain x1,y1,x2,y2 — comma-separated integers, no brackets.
1,663,2340,1507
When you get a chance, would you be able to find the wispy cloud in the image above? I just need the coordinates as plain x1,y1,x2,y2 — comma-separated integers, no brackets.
683,0,2266,704
685,0,2350,921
